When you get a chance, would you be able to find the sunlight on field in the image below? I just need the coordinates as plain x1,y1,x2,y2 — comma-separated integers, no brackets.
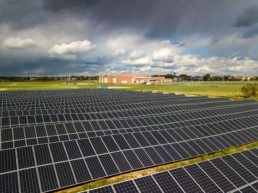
0,81,257,100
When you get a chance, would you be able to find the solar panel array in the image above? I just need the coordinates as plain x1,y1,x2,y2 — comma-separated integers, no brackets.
0,89,258,193
85,148,258,193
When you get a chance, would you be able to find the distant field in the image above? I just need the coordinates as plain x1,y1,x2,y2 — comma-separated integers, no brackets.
0,81,97,90
0,81,257,100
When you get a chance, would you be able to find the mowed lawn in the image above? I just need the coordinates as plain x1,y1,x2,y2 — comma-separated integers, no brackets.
0,81,257,99
0,81,97,90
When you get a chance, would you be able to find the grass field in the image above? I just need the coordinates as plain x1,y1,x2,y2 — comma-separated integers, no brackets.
0,81,257,100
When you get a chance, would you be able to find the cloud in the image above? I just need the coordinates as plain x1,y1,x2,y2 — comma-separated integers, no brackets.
1,0,258,76
2,37,37,49
114,48,126,56
48,39,95,59
152,48,174,62
122,57,152,66
128,50,145,59
234,6,258,27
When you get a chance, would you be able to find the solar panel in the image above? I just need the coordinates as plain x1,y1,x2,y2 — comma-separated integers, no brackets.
113,181,138,193
0,89,257,192
38,165,59,192
17,146,35,169
55,162,76,187
85,156,106,179
153,171,184,193
19,168,41,193
170,167,203,193
88,148,258,193
99,154,120,176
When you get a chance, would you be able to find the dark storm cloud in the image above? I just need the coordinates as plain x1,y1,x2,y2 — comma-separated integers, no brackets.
241,26,258,38
234,6,258,27
42,0,255,38
43,0,98,11
2,0,258,39
0,57,105,76
0,0,45,30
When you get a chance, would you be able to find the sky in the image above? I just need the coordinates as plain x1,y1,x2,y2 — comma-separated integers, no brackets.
1,0,258,77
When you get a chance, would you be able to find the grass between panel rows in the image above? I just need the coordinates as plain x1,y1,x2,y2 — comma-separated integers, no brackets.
56,141,258,193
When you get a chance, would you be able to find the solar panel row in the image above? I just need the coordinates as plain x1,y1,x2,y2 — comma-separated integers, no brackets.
0,95,235,115
1,111,257,150
1,100,257,129
0,128,257,192
0,91,211,109
82,148,258,193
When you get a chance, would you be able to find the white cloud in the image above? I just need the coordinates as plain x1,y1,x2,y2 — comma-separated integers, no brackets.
128,50,145,59
122,57,152,65
152,48,175,62
2,37,37,49
114,48,126,56
48,39,95,59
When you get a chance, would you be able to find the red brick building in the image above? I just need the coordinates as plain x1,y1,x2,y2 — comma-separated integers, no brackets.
99,75,172,84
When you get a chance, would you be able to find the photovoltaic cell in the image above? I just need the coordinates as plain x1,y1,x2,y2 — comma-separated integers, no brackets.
198,161,235,192
134,148,154,167
153,146,173,163
89,186,114,193
49,143,68,162
123,133,141,148
0,149,16,173
132,133,150,147
231,153,258,177
85,156,106,179
123,150,143,169
170,167,203,193
17,146,35,169
171,143,190,159
19,168,40,193
162,144,182,161
113,135,130,150
185,164,222,193
55,162,76,187
13,127,25,140
71,159,92,183
99,154,120,175
64,140,82,159
240,186,257,193
111,152,132,172
211,158,246,188
134,175,162,193
38,165,59,192
153,171,184,193
0,172,19,193
77,139,96,157
34,144,52,165
222,155,256,183
113,181,138,193
90,137,108,154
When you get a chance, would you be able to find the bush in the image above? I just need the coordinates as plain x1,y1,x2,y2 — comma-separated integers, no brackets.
241,83,258,98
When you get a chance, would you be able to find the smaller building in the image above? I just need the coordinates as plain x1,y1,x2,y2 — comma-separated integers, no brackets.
99,75,172,84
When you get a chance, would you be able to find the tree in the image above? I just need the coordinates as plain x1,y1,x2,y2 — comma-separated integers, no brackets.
179,74,190,81
241,83,258,98
224,75,229,81
37,76,50,81
203,74,210,81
